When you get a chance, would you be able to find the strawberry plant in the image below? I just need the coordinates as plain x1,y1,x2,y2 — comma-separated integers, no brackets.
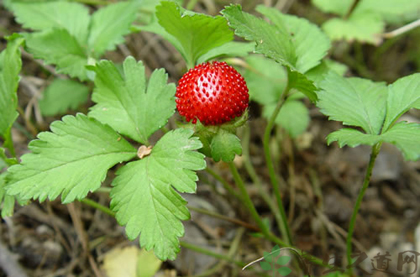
1,0,420,276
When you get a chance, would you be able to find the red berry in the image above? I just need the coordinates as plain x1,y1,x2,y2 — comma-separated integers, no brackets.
176,61,249,125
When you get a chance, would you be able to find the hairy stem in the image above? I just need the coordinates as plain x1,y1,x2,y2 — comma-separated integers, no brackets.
346,143,382,275
262,84,293,246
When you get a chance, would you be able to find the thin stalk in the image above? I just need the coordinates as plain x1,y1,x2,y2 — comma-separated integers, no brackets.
346,143,382,275
262,84,293,246
242,124,284,233
227,162,286,247
79,198,115,217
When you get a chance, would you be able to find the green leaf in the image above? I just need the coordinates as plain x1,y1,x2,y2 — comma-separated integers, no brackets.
260,261,272,271
311,0,353,16
287,69,318,102
383,73,420,131
359,0,420,24
256,5,330,73
110,128,206,260
88,2,138,57
155,1,233,67
326,128,381,147
0,35,24,142
277,255,291,265
322,11,384,44
264,100,310,138
39,79,89,116
89,57,176,144
278,266,292,276
222,5,297,70
243,55,287,105
25,28,88,80
6,114,137,203
10,1,90,46
318,72,387,134
196,41,254,64
210,129,242,162
312,0,420,24
381,122,420,161
0,173,15,218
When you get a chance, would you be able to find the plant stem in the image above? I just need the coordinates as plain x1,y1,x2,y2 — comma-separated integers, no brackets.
227,162,286,247
383,18,420,39
346,143,382,275
242,124,284,233
79,198,115,217
262,84,293,246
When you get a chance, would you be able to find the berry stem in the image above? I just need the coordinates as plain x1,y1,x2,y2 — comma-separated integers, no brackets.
262,82,294,246
227,162,285,246
242,124,284,233
346,142,381,276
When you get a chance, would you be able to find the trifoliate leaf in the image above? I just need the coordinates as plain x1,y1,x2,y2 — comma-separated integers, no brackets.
210,129,242,162
39,79,89,116
154,1,233,67
6,114,137,203
25,28,88,80
89,56,176,144
326,128,381,147
318,72,387,134
110,128,206,260
381,122,420,161
222,5,297,70
264,100,310,138
0,35,24,145
10,1,90,46
327,123,420,161
322,11,384,44
256,5,330,73
88,2,138,57
243,55,287,105
197,42,254,64
383,73,420,131
0,173,15,218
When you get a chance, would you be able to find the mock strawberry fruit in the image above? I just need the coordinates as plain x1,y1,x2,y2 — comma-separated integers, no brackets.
176,61,249,125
